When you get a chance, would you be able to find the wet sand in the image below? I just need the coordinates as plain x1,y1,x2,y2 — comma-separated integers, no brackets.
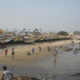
0,40,80,79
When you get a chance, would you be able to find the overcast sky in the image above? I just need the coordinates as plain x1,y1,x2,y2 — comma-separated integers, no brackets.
0,0,80,32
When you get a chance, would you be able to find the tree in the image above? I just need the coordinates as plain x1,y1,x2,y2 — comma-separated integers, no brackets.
74,31,80,35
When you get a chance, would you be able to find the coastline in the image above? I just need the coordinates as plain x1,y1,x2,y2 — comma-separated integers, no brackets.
0,39,80,66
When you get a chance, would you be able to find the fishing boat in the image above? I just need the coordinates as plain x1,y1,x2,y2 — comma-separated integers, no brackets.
22,34,35,43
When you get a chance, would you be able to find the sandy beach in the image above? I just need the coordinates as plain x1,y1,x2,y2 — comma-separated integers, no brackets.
0,39,80,79
0,40,80,65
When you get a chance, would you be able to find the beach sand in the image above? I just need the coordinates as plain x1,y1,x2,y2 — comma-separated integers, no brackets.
0,39,80,65
0,39,80,79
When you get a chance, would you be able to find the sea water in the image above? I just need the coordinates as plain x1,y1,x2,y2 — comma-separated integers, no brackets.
1,43,80,80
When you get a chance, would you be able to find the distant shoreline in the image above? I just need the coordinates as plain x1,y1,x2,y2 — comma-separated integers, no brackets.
0,38,71,49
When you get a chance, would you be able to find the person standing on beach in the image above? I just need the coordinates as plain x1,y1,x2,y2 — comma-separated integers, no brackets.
54,47,58,54
4,48,8,56
72,40,74,47
48,46,51,52
38,46,41,52
1,66,13,80
11,48,15,60
32,48,35,55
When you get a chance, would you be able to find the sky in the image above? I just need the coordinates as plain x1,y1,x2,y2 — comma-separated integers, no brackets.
0,0,80,32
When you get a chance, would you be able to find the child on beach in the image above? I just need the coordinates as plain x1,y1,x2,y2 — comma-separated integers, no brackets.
4,48,8,56
11,48,15,60
1,66,13,80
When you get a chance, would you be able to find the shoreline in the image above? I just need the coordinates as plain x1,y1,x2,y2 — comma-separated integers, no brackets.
0,39,80,79
0,39,80,66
